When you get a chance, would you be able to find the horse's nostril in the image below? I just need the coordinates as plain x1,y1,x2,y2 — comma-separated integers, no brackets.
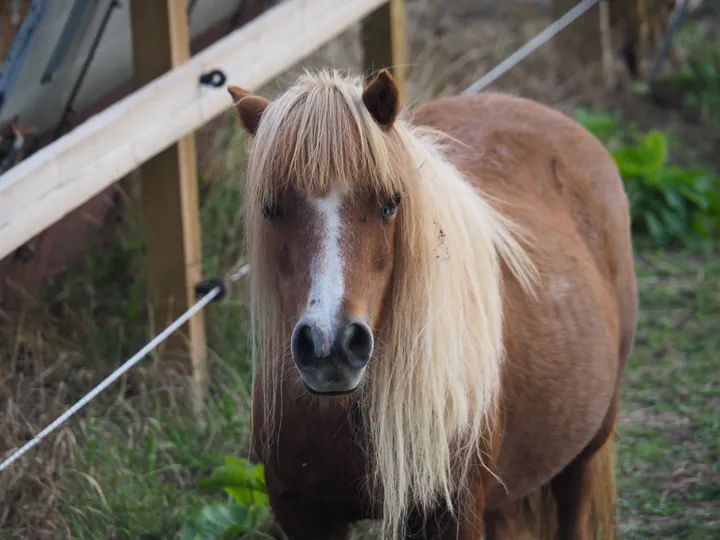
292,323,316,365
292,318,372,372
340,321,373,367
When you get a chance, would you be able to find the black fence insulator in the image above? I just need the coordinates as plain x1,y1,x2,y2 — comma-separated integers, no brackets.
195,278,227,302
13,243,35,264
199,69,227,88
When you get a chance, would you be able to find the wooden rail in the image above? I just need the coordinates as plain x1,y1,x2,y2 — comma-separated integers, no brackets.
0,0,406,402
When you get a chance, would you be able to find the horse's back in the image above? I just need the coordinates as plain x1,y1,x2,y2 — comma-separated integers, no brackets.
410,92,638,504
411,92,637,366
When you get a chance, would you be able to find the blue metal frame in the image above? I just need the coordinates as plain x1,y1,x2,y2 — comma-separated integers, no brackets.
41,0,94,84
0,0,54,114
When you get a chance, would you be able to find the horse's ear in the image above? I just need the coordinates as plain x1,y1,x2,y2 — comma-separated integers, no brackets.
228,85,269,136
362,69,399,130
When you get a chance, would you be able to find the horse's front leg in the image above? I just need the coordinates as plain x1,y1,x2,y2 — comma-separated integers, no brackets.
403,486,488,539
455,483,488,540
483,503,519,540
403,505,486,540
404,504,462,540
268,491,350,540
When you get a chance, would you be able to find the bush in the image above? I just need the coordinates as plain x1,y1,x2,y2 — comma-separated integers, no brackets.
181,457,276,539
576,108,720,248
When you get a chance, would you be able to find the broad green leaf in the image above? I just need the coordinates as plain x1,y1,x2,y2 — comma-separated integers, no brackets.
691,213,714,238
659,209,686,237
662,188,685,212
198,459,269,507
576,108,621,142
224,456,255,468
645,212,668,246
180,503,254,540
641,131,668,172
225,485,270,507
199,463,263,489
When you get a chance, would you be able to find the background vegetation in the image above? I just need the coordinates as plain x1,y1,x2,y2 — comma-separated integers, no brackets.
1,2,718,539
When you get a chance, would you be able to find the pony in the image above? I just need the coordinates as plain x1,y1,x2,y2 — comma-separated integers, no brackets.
226,68,638,540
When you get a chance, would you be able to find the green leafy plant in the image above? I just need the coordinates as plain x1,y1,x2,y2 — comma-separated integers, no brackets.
575,107,624,145
577,108,720,247
612,130,719,247
181,457,275,539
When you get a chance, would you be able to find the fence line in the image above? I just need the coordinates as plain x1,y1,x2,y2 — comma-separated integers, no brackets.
0,288,219,473
463,0,601,94
1,0,605,474
0,0,389,263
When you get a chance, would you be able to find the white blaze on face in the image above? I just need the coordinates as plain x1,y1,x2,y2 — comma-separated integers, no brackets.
304,189,345,355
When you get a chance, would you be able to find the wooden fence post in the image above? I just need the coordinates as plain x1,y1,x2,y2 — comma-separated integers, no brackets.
552,0,605,83
362,0,407,102
129,0,206,409
552,0,680,87
611,0,679,80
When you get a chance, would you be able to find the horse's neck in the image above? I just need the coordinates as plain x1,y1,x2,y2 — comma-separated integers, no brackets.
270,380,366,465
278,377,362,431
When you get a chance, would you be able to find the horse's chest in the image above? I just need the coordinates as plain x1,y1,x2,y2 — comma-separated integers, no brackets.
268,414,371,507
278,452,359,491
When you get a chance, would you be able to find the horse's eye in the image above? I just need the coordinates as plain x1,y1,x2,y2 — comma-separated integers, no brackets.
262,202,283,221
380,192,401,221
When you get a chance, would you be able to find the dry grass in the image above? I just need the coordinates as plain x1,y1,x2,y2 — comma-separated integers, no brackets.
0,131,255,536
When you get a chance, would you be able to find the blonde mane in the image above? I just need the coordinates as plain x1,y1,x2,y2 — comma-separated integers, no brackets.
243,70,538,539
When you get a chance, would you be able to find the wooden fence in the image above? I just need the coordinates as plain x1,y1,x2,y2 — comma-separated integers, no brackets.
0,0,407,402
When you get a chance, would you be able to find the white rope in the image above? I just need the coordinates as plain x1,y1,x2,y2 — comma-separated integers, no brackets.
0,264,250,473
229,263,250,282
1,0,604,475
463,0,601,94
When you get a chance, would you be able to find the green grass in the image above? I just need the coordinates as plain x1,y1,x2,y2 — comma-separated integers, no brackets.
616,248,720,540
53,377,252,539
1,112,719,538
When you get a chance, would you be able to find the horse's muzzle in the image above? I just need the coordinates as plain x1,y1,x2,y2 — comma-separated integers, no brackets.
290,317,373,396
299,361,365,396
